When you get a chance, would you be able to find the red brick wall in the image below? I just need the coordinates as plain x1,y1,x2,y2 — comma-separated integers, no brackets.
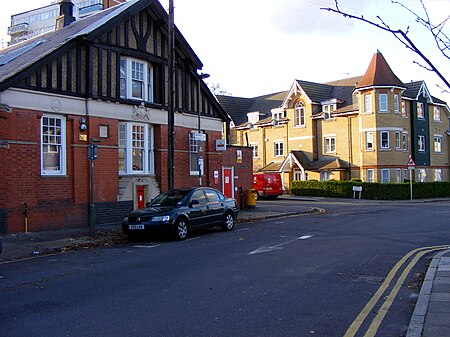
0,107,253,233
0,109,120,233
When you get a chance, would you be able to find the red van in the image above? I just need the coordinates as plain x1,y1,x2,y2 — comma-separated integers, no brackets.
252,173,283,199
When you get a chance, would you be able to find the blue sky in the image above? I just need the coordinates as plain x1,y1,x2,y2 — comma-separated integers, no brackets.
1,0,449,104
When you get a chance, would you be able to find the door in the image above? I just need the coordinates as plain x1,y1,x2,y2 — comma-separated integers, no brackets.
223,167,234,199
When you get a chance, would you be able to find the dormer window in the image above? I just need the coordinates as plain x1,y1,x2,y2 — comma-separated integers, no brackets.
323,104,335,120
272,110,286,125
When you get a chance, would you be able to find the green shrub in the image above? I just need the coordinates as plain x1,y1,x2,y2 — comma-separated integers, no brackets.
291,180,450,200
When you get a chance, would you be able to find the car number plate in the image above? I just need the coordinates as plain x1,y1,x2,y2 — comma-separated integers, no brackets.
129,224,144,230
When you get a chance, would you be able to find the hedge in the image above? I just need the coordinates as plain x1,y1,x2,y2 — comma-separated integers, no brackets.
290,180,450,200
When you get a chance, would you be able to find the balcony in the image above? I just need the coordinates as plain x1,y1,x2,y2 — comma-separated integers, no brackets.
7,23,30,36
78,3,103,18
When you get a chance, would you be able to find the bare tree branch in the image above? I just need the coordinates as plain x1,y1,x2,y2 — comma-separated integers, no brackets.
321,1,450,92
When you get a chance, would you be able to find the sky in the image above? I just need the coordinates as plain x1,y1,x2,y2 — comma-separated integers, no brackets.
1,0,449,105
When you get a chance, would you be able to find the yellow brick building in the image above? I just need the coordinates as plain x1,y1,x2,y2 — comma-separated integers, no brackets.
218,52,450,191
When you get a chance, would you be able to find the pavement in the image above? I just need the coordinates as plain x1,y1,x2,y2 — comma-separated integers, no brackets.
1,196,449,337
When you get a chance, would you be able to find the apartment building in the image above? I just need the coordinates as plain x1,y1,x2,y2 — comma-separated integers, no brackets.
223,51,450,191
7,0,126,45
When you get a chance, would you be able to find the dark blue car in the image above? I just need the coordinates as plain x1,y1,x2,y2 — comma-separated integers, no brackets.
122,187,239,240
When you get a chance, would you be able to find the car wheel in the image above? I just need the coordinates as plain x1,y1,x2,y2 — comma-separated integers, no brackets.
174,218,188,240
221,212,235,231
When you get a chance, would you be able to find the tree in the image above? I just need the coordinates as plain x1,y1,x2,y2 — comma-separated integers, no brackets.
322,0,449,92
208,82,232,96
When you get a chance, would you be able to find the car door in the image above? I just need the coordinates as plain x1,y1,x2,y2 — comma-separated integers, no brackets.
187,189,209,228
204,188,224,225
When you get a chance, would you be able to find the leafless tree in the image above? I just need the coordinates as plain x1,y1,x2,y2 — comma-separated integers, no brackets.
322,0,449,92
208,82,232,96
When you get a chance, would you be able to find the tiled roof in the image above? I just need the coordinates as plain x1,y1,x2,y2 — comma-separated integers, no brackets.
356,51,404,89
0,0,203,85
295,80,333,103
403,81,424,100
216,96,256,126
217,91,286,126
0,4,117,83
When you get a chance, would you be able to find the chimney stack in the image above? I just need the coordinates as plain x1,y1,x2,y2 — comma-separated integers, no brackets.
56,0,75,30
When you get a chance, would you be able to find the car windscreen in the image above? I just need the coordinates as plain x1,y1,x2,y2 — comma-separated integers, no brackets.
149,190,190,207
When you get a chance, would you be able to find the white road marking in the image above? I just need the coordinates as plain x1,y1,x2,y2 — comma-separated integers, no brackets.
236,227,249,232
133,244,161,249
249,235,314,255
186,237,201,241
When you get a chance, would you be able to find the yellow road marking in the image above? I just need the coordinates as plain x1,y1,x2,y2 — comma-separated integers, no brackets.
343,245,449,337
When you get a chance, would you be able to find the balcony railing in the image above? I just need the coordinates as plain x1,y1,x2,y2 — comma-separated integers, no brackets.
78,3,103,17
7,23,30,36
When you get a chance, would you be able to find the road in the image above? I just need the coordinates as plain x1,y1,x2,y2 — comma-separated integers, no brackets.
1,199,449,337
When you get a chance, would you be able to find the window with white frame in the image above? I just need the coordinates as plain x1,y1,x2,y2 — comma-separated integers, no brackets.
293,169,304,181
323,104,335,120
366,131,374,150
320,171,331,181
120,57,153,102
396,169,402,183
418,135,426,152
189,132,200,175
272,110,286,125
394,94,400,113
118,122,154,174
402,132,408,151
418,168,426,182
433,106,441,121
251,143,259,158
324,136,336,153
274,141,284,157
395,131,401,150
380,131,389,149
403,169,408,181
364,94,372,113
379,93,388,112
41,115,66,175
294,101,305,127
401,100,407,117
434,136,442,153
381,169,390,183
366,169,374,183
417,102,424,119
434,169,442,182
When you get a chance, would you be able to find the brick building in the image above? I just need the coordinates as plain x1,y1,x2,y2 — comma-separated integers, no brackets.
224,51,450,191
0,0,251,234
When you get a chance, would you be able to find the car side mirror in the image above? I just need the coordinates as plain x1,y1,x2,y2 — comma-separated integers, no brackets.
146,202,151,207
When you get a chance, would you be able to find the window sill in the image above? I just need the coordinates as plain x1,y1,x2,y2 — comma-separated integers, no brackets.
295,125,306,128
40,174,69,178
380,148,391,151
119,173,155,177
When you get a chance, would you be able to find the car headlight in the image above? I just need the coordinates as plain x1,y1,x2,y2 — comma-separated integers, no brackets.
152,215,170,222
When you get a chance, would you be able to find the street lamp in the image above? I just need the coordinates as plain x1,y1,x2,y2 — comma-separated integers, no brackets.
196,72,210,186
89,137,102,237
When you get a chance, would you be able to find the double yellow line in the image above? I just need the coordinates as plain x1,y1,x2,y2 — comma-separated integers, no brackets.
344,245,449,337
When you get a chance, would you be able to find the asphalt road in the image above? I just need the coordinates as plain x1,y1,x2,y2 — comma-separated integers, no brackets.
1,199,449,337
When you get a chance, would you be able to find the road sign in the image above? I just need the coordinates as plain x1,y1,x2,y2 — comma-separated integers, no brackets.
193,132,206,141
406,156,416,170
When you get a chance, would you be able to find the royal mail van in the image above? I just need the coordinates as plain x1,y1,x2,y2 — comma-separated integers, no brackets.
252,173,283,199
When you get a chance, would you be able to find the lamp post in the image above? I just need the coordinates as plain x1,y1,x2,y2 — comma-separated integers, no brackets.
196,72,209,186
89,137,102,237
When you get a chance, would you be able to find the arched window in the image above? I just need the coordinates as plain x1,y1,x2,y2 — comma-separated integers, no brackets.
294,101,305,127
